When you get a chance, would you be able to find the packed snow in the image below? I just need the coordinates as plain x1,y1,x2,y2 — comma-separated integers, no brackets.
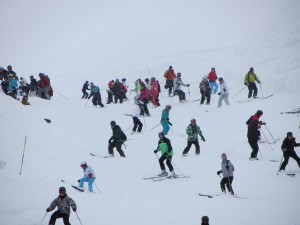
1,0,300,225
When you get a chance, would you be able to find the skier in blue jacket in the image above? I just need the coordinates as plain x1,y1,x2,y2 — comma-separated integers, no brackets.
160,105,172,135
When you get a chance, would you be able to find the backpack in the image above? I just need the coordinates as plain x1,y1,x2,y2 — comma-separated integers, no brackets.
246,116,253,125
120,130,127,142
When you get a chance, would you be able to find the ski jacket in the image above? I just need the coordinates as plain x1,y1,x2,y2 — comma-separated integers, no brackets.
133,104,141,117
157,137,173,156
208,71,218,82
30,78,38,87
151,81,159,95
111,125,127,142
156,80,161,93
83,165,96,178
281,137,300,152
145,82,151,90
219,81,229,95
247,114,263,128
20,78,28,87
48,194,77,215
160,109,169,123
199,79,210,93
38,76,50,87
8,78,18,92
112,83,123,96
164,69,176,81
247,121,260,141
82,82,89,92
119,83,127,93
244,72,260,85
220,160,234,178
108,81,114,89
186,124,203,141
139,87,150,101
173,77,188,91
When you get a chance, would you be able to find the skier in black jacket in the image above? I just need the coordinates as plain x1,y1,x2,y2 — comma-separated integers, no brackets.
279,132,300,171
81,81,90,99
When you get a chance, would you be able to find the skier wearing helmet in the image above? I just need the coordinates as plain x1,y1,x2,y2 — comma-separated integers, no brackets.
160,105,172,135
78,161,96,192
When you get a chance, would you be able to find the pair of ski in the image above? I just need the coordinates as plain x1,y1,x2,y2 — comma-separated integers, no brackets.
90,153,116,158
198,193,247,199
143,175,190,182
238,94,273,103
61,179,98,193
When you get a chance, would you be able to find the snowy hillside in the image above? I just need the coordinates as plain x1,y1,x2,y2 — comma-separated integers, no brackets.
1,0,300,225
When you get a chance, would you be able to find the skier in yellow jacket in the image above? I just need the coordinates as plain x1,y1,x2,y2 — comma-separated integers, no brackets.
244,67,261,98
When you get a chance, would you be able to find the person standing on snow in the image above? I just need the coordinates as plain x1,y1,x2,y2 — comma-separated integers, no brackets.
199,76,211,105
78,161,96,192
163,66,176,96
88,82,104,108
137,83,151,116
173,72,189,102
131,102,143,134
108,121,127,157
46,187,77,225
150,77,159,107
7,74,18,99
217,77,229,108
244,67,261,98
154,132,175,177
160,105,172,135
246,110,265,160
217,153,235,195
208,67,218,94
279,132,300,172
81,81,90,99
182,118,205,156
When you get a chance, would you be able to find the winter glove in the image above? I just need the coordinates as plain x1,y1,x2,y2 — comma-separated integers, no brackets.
244,82,248,86
261,122,266,125
73,208,77,212
88,173,93,178
78,179,80,183
168,122,172,126
154,150,158,154
108,137,113,143
226,165,229,170
218,92,221,95
166,118,169,121
187,84,190,87
46,208,51,212
223,88,226,92
217,171,221,175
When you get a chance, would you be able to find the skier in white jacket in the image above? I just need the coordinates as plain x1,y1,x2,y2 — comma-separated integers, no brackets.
132,103,143,134
217,77,230,108
78,161,96,192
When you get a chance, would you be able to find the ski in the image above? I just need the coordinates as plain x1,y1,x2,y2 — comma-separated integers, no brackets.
152,175,190,182
143,176,164,180
90,153,114,158
286,173,296,177
61,180,84,192
269,159,279,162
124,114,133,117
258,94,273,100
198,193,247,199
198,194,214,198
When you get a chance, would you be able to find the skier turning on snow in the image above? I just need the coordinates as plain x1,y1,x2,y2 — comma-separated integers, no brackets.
78,161,96,192
108,121,127,157
217,153,234,195
182,118,205,156
154,132,175,177
46,187,77,225
160,105,172,135
279,132,300,172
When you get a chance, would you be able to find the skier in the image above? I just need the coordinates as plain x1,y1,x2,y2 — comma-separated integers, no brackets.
160,105,172,135
144,78,151,90
154,132,175,177
111,79,123,103
21,95,30,105
19,77,30,95
81,81,90,99
244,67,261,98
217,77,229,108
182,118,205,156
29,75,38,95
6,65,18,81
37,73,50,99
208,67,218,94
246,110,265,160
199,76,211,105
132,102,143,134
137,84,150,116
201,216,209,225
78,161,96,192
163,66,176,96
108,121,127,157
217,153,234,195
279,132,300,172
150,77,159,107
173,72,189,102
7,74,18,99
46,187,77,225
106,80,114,104
121,78,128,100
88,82,104,108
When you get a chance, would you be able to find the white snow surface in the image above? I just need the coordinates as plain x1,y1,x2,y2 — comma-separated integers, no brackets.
1,0,300,225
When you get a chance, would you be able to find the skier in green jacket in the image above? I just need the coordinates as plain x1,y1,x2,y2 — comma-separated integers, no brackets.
244,67,261,98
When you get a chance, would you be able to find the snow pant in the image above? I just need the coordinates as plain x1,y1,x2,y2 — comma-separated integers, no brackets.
132,116,143,132
159,155,173,172
200,90,210,104
248,138,259,158
161,121,170,135
151,91,158,106
108,141,126,157
38,86,50,99
209,81,218,94
280,150,300,170
82,89,89,99
79,177,95,191
114,94,123,103
92,92,104,107
156,94,160,106
182,139,200,155
247,82,258,98
140,99,149,116
106,90,113,103
220,176,234,193
49,210,71,225
218,93,229,108
165,80,174,95
174,89,185,101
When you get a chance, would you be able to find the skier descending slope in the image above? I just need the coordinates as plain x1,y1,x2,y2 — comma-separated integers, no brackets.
160,105,172,135
217,153,235,195
46,187,77,225
279,132,300,172
108,121,127,157
154,132,175,177
78,161,96,192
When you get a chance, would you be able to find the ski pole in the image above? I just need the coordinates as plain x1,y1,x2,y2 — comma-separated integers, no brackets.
188,86,190,101
20,135,27,175
264,125,276,141
260,128,274,150
125,125,133,132
150,123,160,131
170,125,173,134
40,212,47,224
94,182,102,194
53,89,69,100
231,86,246,99
142,114,147,131
258,148,262,159
166,155,186,177
75,211,83,225
123,142,127,149
277,155,284,174
259,83,263,98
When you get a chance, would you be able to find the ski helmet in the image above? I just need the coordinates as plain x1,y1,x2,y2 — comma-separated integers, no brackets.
59,186,66,192
218,77,223,81
203,76,208,80
256,110,263,116
250,67,254,72
122,78,126,82
166,105,172,109
177,72,181,77
211,67,215,71
110,120,116,126
287,132,293,137
145,78,149,82
158,132,165,139
201,216,209,223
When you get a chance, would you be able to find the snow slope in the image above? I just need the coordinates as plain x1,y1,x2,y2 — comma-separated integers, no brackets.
1,0,300,225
